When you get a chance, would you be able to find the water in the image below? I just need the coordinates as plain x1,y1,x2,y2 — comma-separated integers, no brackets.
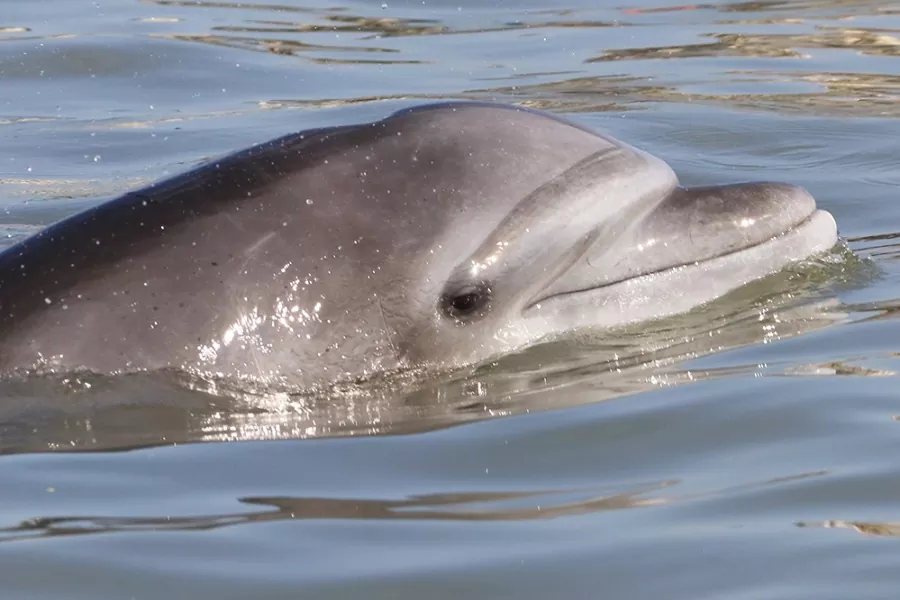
2,0,900,597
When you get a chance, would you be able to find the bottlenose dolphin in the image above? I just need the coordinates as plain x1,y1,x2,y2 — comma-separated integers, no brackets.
0,102,838,389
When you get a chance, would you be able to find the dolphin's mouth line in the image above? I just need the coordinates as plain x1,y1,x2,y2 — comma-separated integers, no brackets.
525,209,829,311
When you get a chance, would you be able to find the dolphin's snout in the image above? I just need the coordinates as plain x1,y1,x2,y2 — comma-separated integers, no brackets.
651,181,819,259
582,181,825,287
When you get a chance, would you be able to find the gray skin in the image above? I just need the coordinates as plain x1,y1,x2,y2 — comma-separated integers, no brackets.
0,102,838,389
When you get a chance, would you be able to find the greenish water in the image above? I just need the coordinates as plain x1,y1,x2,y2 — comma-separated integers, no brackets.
2,0,900,598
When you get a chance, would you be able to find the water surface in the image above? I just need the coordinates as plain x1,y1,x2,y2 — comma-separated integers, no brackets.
2,0,900,598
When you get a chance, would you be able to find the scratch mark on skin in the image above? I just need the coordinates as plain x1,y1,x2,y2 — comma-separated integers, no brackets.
378,296,400,363
231,230,279,275
244,231,279,261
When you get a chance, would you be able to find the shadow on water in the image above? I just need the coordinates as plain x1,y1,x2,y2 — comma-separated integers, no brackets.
0,244,875,456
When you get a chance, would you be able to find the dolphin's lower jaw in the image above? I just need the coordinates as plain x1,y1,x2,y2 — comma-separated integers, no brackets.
523,206,838,329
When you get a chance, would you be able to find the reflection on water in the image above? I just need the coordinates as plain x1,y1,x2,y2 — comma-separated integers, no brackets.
797,520,900,537
133,0,900,117
0,0,897,119
591,28,900,63
162,32,432,64
1,469,829,543
0,482,675,543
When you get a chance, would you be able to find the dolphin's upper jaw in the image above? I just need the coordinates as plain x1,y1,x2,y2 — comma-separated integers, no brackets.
595,182,826,283
522,182,839,318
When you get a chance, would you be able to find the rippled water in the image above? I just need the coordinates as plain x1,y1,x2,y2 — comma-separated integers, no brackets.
3,0,900,598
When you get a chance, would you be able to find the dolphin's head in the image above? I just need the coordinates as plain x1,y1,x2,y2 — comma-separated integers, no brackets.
359,103,838,372
0,101,838,390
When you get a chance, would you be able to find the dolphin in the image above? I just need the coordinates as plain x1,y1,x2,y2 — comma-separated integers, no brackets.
0,102,838,389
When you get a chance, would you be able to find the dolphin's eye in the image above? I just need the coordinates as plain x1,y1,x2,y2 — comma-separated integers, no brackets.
441,282,492,322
